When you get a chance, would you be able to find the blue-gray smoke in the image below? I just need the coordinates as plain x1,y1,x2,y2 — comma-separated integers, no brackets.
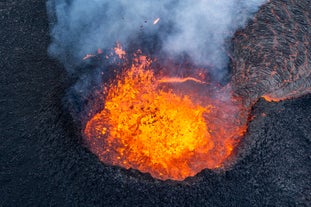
47,0,267,79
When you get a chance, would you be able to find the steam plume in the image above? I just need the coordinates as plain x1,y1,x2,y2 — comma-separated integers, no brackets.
47,0,267,79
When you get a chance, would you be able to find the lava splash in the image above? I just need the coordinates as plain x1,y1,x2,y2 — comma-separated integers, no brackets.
84,50,248,181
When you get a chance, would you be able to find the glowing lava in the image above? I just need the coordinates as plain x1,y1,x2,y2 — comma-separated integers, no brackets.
84,45,246,180
84,50,248,181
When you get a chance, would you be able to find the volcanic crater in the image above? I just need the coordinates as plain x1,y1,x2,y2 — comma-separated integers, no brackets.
1,0,310,206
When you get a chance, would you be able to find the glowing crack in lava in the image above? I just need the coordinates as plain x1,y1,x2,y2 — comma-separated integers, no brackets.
84,49,248,181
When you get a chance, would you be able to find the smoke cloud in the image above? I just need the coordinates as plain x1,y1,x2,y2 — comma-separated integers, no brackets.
47,0,267,78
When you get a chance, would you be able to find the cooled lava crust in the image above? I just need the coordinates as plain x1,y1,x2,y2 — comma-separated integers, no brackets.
232,0,311,103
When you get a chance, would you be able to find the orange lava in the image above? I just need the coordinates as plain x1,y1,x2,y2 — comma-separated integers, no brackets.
158,77,206,84
84,51,248,181
262,95,279,102
114,43,126,59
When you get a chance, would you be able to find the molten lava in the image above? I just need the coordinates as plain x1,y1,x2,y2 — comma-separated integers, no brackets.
84,49,248,180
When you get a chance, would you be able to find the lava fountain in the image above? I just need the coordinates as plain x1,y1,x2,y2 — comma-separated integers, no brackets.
83,46,248,180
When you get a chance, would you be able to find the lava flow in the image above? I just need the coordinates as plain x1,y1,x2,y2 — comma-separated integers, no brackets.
84,47,248,181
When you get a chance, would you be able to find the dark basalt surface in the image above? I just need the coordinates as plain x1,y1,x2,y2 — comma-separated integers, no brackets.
232,0,311,103
1,0,310,206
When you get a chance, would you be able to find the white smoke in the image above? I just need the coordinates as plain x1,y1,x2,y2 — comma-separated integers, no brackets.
47,0,267,79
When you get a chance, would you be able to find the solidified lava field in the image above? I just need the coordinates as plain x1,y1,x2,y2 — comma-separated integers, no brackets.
1,0,311,206
232,0,311,104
